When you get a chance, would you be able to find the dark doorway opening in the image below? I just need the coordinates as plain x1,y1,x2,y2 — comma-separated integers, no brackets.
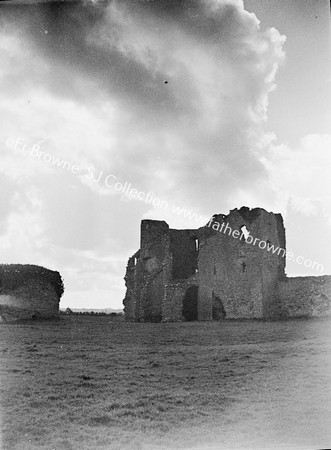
182,285,198,321
144,314,162,323
212,295,226,320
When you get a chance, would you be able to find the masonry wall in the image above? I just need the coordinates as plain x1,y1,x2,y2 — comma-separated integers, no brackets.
123,208,331,322
123,253,139,321
162,276,198,322
0,265,63,322
124,220,171,322
279,276,331,318
197,228,264,320
197,207,285,320
124,221,200,322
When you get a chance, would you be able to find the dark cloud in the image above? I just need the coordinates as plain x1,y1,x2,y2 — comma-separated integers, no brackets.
0,1,177,114
0,0,288,306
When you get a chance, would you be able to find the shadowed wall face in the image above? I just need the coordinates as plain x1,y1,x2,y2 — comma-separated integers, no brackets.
182,285,198,321
170,230,198,280
0,264,63,322
197,208,286,320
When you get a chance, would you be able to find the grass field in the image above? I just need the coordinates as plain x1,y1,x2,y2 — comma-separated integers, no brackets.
0,316,331,450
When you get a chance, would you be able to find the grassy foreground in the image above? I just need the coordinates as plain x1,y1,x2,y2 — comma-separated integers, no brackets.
0,316,331,450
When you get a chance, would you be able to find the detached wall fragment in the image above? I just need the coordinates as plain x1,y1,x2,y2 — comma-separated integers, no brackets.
0,264,64,322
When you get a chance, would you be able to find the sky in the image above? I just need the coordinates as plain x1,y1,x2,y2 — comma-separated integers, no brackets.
0,0,330,309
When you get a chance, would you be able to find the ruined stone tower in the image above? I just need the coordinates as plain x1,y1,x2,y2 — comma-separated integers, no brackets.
123,207,331,321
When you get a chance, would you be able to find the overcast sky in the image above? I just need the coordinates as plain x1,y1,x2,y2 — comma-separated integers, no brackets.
0,0,330,309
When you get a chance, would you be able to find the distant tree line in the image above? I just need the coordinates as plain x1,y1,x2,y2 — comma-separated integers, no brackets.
0,264,64,299
60,308,124,317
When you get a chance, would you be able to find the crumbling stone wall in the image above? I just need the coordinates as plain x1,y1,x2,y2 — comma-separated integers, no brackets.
123,207,330,322
0,264,64,322
124,221,170,321
123,220,199,322
279,276,331,318
197,207,285,320
162,276,198,322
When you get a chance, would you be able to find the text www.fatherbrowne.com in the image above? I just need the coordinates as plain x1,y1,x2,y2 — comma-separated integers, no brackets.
8,137,324,273
205,216,324,273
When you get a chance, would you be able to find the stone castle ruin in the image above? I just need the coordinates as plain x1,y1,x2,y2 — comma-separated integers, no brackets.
0,264,64,322
123,207,331,322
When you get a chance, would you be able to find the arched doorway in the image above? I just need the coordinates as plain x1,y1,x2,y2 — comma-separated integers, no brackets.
212,294,226,320
182,285,198,321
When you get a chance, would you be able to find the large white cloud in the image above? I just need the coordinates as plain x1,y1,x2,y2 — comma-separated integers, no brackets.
4,0,328,307
261,133,331,218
